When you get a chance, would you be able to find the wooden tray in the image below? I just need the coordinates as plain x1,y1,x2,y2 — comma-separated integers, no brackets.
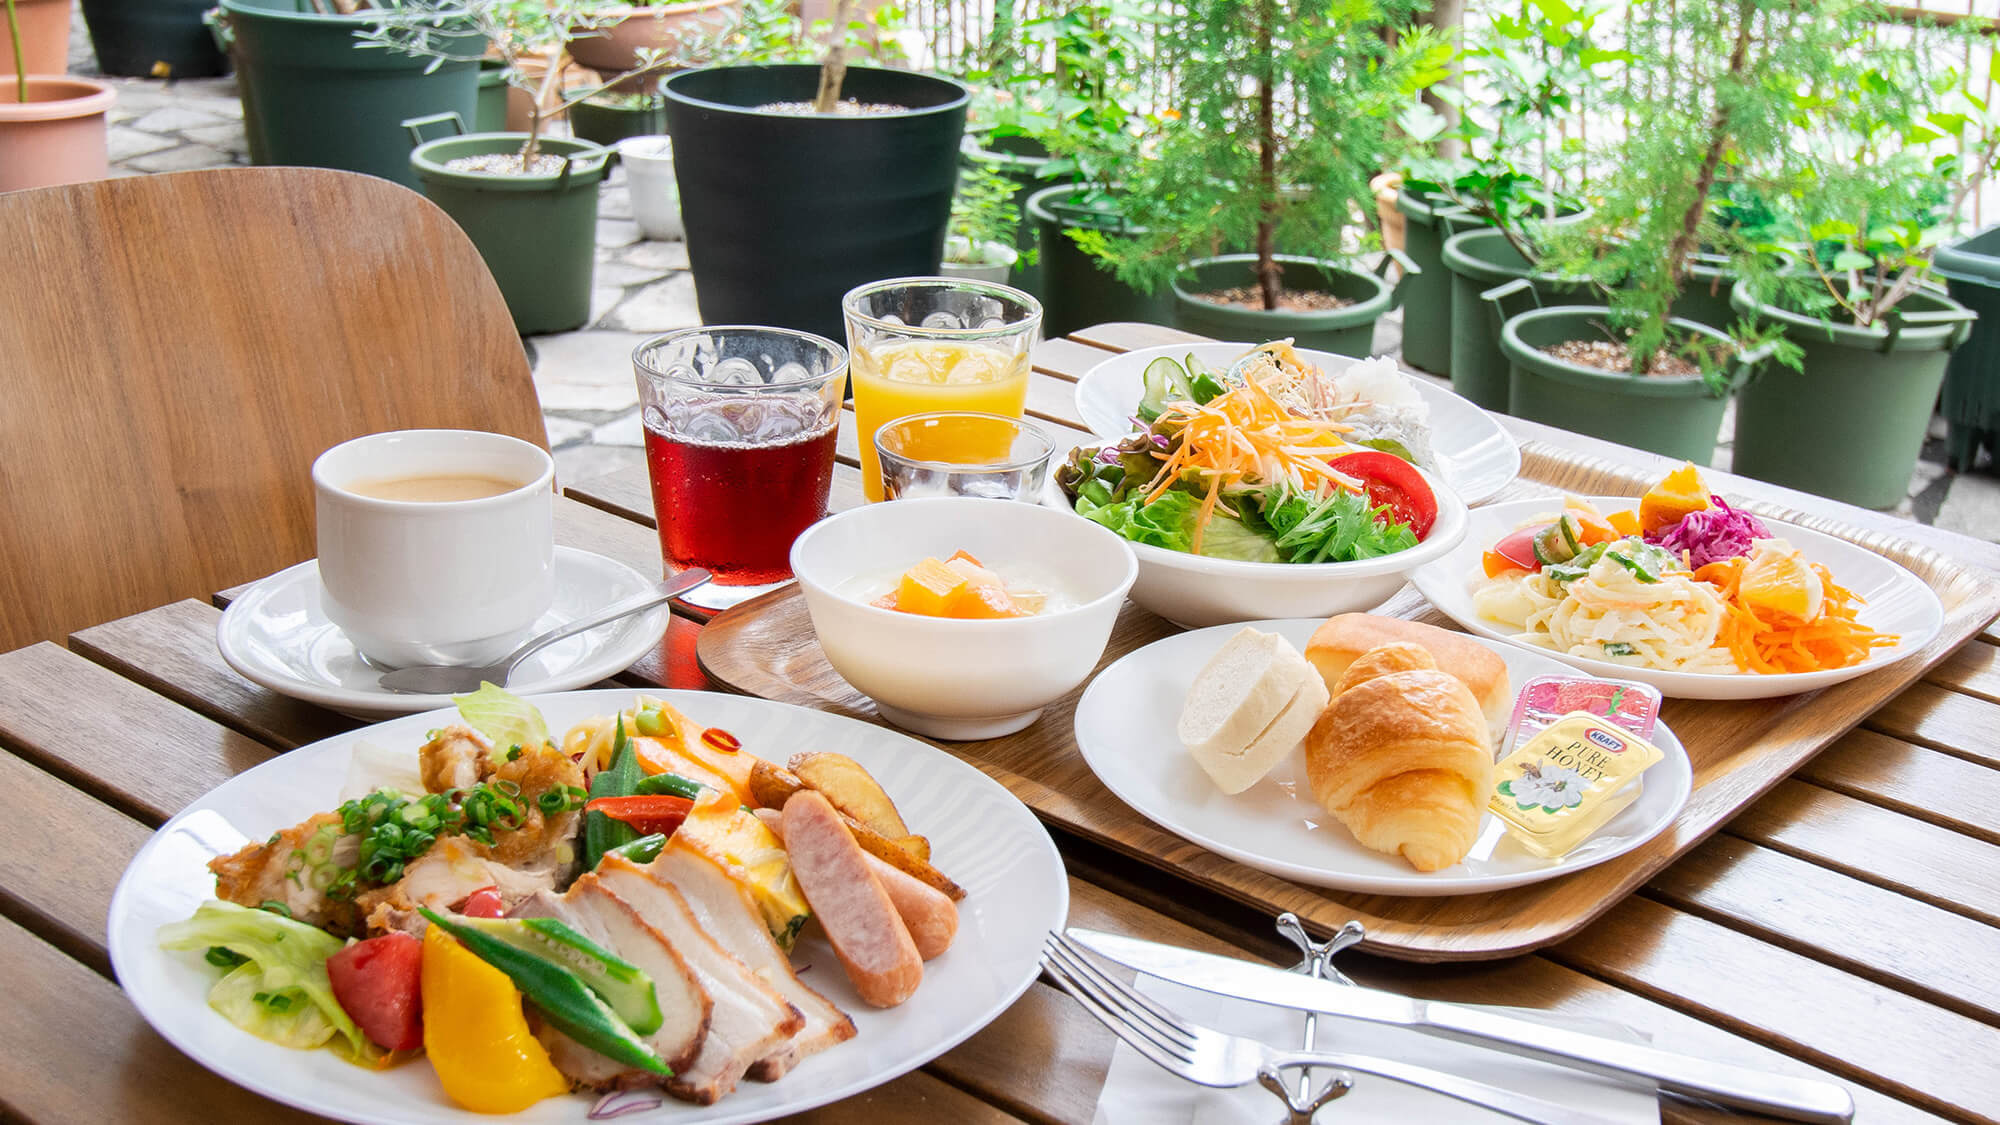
696,440,2000,961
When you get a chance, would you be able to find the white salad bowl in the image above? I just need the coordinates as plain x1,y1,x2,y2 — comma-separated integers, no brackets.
790,496,1139,740
1041,469,1468,628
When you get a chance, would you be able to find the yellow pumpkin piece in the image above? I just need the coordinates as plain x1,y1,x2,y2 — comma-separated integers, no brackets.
1638,462,1712,536
420,926,569,1115
1738,540,1825,622
943,581,1033,619
895,557,966,616
1606,509,1642,537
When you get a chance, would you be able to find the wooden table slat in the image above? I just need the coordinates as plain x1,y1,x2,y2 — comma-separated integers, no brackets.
1922,637,2000,703
1866,680,2000,769
0,745,155,976
1795,726,2000,846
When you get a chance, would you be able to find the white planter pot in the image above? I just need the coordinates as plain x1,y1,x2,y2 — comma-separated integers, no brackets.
939,237,1017,284
618,134,684,241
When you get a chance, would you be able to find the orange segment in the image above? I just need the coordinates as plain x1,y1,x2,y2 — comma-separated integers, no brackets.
895,557,965,617
1737,540,1824,622
1564,497,1621,546
1484,550,1528,578
1606,509,1642,537
943,582,1033,619
1638,462,1711,536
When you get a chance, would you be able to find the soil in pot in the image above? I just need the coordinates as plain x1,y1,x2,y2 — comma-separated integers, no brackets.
1541,338,1700,378
755,98,907,115
1171,254,1392,357
663,64,969,341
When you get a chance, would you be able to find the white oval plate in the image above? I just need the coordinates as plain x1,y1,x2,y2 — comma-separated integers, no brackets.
1408,497,1945,700
1073,620,1692,896
1073,342,1522,505
107,689,1067,1125
218,547,672,720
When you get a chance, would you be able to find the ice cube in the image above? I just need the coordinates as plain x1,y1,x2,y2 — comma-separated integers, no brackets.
771,360,811,385
920,311,964,330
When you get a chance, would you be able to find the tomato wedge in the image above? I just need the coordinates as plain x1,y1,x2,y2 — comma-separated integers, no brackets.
1328,451,1438,538
327,931,424,1052
460,886,505,918
1491,526,1545,572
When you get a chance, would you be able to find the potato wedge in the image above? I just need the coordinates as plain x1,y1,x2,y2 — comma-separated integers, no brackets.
749,759,806,811
788,752,910,840
889,834,930,864
844,815,965,902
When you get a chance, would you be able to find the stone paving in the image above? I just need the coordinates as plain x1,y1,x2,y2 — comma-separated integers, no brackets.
69,17,2000,541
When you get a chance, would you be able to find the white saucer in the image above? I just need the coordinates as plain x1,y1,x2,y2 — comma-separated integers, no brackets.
217,547,671,719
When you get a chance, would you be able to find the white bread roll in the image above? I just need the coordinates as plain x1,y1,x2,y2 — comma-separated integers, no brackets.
1305,614,1510,735
1178,628,1327,794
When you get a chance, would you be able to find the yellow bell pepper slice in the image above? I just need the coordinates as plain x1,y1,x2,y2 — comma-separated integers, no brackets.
421,925,570,1114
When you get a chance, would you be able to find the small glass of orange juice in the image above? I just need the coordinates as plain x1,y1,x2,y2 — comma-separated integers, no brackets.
841,277,1043,502
874,412,1055,500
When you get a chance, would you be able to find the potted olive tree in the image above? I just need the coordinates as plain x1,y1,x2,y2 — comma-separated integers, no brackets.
0,0,116,191
940,161,1020,284
1727,54,1992,508
661,0,968,340
1086,0,1443,357
1397,0,1617,376
366,0,680,335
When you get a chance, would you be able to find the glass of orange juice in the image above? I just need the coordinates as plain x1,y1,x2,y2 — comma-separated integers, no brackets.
841,277,1043,502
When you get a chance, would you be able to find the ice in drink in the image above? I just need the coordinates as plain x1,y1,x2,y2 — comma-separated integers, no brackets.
852,340,1031,501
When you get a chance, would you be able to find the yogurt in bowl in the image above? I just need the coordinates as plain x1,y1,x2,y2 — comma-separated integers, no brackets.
790,497,1138,740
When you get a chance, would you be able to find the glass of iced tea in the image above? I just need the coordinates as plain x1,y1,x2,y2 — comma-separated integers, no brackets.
631,326,848,610
842,277,1042,502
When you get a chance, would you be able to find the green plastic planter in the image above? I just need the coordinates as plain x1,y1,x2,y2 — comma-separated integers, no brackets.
962,135,1049,298
1026,184,1172,338
407,118,611,336
1442,227,1595,411
1171,254,1397,357
1499,301,1749,464
1395,190,1471,375
475,59,509,134
569,97,668,147
214,0,481,189
1935,226,2000,469
1730,282,1976,508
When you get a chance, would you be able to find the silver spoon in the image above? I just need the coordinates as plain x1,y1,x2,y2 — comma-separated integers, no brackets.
375,568,712,696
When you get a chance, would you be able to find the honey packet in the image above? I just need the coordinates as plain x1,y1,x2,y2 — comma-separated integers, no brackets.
1490,712,1665,859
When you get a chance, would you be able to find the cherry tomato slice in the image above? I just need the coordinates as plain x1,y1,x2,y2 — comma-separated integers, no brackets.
1328,451,1438,538
1492,526,1545,572
460,886,506,918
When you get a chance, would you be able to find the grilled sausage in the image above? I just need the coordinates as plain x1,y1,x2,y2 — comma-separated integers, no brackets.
781,791,923,1007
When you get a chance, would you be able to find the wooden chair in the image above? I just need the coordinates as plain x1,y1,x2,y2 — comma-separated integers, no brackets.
0,167,550,653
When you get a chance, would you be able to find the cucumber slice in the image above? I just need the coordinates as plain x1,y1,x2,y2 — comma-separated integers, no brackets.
1531,522,1578,566
1140,357,1188,418
457,916,664,1036
1558,514,1584,555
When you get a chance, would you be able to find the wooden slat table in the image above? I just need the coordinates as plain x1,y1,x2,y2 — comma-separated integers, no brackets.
5,322,1998,1125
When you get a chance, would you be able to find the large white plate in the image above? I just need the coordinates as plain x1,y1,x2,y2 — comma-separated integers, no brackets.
1072,621,1692,896
107,689,1068,1125
1073,342,1522,505
218,548,672,720
1409,496,1946,700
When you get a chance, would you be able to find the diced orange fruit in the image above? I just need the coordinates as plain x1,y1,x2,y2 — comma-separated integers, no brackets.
948,549,984,567
1483,549,1529,578
895,557,966,617
1738,540,1824,622
1563,497,1621,546
944,555,1005,589
943,581,1033,619
1638,462,1711,536
1606,509,1642,537
871,592,900,610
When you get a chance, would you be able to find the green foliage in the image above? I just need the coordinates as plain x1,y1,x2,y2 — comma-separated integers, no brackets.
703,0,916,67
1406,0,1626,257
979,1,1162,195
948,163,1021,259
1088,0,1445,303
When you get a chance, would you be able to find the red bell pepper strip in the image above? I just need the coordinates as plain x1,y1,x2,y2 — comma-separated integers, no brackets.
583,795,695,838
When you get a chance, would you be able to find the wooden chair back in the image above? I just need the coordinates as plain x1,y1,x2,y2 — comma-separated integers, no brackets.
0,167,549,653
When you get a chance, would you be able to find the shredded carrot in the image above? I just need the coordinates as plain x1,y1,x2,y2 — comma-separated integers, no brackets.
1694,557,1894,673
1140,380,1362,540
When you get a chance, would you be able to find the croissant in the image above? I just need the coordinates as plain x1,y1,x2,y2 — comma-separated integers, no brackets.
1305,643,1495,873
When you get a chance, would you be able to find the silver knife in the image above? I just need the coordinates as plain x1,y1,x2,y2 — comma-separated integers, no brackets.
1069,927,1855,1125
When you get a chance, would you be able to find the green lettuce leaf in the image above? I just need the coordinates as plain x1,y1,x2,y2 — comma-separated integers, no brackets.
1256,486,1419,563
158,900,377,1061
452,682,553,753
1196,512,1283,563
1075,488,1201,552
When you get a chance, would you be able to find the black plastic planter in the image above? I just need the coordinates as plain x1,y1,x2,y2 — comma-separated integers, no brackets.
83,0,228,78
663,65,969,341
1026,184,1172,338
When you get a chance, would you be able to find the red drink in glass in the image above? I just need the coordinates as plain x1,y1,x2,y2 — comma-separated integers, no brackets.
643,399,837,586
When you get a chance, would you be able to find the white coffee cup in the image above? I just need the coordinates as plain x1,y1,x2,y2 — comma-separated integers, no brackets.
313,429,555,668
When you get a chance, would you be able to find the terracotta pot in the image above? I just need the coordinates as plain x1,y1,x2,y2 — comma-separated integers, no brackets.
0,76,115,191
567,0,743,92
1371,171,1405,252
0,0,74,75
503,56,599,133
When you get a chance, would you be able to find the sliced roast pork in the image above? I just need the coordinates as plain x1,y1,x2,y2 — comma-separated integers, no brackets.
531,878,712,1089
651,843,856,1081
593,854,805,1104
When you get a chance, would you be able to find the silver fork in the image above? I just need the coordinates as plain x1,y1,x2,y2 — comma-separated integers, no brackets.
1043,932,1622,1125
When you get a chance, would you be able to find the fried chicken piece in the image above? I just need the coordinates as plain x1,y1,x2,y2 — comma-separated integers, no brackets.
357,836,567,934
209,812,365,936
419,725,491,793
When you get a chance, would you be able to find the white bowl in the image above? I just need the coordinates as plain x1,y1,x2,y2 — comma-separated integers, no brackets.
1041,470,1468,628
790,497,1139,740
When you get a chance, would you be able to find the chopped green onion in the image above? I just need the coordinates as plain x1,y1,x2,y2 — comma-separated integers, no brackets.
205,945,249,969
